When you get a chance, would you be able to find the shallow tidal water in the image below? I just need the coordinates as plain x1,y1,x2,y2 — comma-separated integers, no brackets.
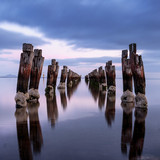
0,78,160,160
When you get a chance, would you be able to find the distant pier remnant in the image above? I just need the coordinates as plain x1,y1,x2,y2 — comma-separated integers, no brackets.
105,61,116,88
29,49,44,102
57,66,68,89
86,66,107,91
45,59,59,95
121,43,147,108
15,43,34,107
67,69,81,88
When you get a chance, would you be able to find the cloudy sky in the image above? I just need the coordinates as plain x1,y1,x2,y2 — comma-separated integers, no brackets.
0,0,159,78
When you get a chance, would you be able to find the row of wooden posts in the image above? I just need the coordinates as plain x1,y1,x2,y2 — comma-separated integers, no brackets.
15,43,147,108
15,43,81,107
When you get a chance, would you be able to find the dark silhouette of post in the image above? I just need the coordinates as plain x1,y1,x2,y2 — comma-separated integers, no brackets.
105,61,116,88
58,66,68,89
98,90,106,110
129,43,146,95
28,102,43,153
59,89,67,110
15,107,33,160
17,43,34,94
46,59,59,95
46,92,58,127
105,93,116,127
129,108,147,160
122,50,133,92
121,102,134,155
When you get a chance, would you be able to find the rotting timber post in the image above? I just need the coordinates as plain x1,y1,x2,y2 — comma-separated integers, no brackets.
67,69,81,88
122,50,133,92
29,49,44,102
129,43,146,95
15,43,34,107
105,61,116,88
57,66,68,89
45,59,59,95
121,43,147,108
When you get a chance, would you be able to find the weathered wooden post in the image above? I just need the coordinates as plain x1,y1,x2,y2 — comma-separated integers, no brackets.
46,92,58,127
45,59,59,95
15,108,33,160
98,66,107,91
88,69,99,88
29,49,44,102
67,69,81,88
15,43,34,107
58,66,68,89
129,43,147,108
27,102,43,153
122,50,133,92
105,61,116,88
129,108,147,159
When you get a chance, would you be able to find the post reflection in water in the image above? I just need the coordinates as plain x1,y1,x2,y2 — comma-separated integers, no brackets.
88,83,99,102
121,102,134,154
15,107,33,160
27,102,43,153
98,90,106,110
129,108,147,160
46,92,58,127
58,89,67,110
105,93,116,127
67,80,81,100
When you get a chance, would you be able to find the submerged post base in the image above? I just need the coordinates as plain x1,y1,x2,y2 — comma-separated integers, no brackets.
121,90,135,103
135,93,148,108
28,88,40,103
15,92,29,107
108,86,116,96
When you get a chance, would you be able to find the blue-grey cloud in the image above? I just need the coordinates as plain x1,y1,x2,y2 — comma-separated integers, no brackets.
0,28,48,51
0,0,160,51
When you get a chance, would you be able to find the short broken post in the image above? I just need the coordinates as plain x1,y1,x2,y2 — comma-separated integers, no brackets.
58,66,68,89
15,43,34,107
129,43,147,108
105,61,116,88
67,69,81,88
45,59,59,95
29,49,44,102
121,49,135,104
98,66,107,91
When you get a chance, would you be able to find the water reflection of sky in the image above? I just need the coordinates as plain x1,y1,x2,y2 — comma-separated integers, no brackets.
0,78,160,160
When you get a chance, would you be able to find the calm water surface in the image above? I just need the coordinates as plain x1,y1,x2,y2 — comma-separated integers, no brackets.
0,78,160,160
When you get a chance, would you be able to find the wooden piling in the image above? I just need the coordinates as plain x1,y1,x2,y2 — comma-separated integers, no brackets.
122,50,133,92
67,69,81,88
105,61,116,88
16,43,34,93
57,66,68,89
46,59,59,95
129,43,146,94
29,49,44,90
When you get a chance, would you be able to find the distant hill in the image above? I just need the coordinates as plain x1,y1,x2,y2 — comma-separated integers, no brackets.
0,74,17,78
